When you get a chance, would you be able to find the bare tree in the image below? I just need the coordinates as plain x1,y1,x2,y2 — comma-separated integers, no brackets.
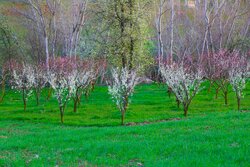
25,0,51,69
18,0,88,69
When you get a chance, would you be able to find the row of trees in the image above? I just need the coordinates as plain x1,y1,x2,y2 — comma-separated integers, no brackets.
0,50,248,125
8,57,105,123
161,50,248,117
0,0,249,125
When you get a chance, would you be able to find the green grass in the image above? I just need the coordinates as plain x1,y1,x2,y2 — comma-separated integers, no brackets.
0,83,249,126
0,83,250,166
1,112,250,166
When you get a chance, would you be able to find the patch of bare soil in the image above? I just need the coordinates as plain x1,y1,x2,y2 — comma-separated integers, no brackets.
241,110,250,113
125,118,181,126
0,136,8,139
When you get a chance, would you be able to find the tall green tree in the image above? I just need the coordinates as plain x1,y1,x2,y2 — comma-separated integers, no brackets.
90,0,153,72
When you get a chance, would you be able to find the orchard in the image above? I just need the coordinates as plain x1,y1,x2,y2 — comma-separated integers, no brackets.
0,0,249,166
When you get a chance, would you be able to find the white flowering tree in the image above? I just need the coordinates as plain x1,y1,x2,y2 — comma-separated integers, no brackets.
160,63,204,116
47,58,78,123
72,60,96,113
34,64,47,106
229,55,248,111
108,68,139,125
11,63,35,111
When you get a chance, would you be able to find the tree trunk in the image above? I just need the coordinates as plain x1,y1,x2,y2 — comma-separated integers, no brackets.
215,87,219,99
45,36,50,70
35,88,41,106
60,106,65,124
224,91,228,105
84,90,89,102
184,104,189,117
73,98,78,113
176,98,180,108
128,0,134,70
157,0,164,65
208,81,213,93
0,78,6,103
47,87,53,101
237,97,241,111
75,88,83,108
22,89,27,112
121,111,125,126
77,95,82,106
36,93,40,106
121,96,129,126
167,87,172,98
169,0,175,63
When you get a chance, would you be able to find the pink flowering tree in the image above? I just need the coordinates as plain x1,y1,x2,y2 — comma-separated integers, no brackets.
202,50,235,105
160,61,204,116
11,63,35,111
47,58,78,123
72,59,96,113
108,68,139,125
229,53,248,111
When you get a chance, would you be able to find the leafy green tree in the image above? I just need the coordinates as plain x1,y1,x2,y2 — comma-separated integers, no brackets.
0,15,23,102
89,0,153,71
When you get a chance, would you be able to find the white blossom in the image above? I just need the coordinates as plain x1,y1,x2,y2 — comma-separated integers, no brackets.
47,69,78,107
76,69,95,89
160,63,203,115
12,64,35,100
229,68,246,99
108,67,139,114
34,66,47,89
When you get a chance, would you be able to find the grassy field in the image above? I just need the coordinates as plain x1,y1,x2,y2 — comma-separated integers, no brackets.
0,83,250,166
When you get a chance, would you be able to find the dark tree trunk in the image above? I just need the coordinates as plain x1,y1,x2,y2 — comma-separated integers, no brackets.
128,0,134,70
47,87,53,101
121,96,129,126
0,78,6,103
91,81,95,91
121,111,125,126
77,95,82,106
184,104,189,117
35,88,41,106
167,87,172,98
237,97,241,111
215,87,219,99
73,88,83,113
120,2,126,68
22,89,27,111
73,98,78,113
60,106,65,124
176,98,180,108
84,90,89,102
207,81,213,92
224,91,228,105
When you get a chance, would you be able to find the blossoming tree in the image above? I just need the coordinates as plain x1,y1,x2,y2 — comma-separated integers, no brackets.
72,59,96,113
202,49,248,106
202,50,234,105
47,58,78,123
34,64,47,105
160,62,204,116
229,53,248,111
108,68,139,125
11,63,35,111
